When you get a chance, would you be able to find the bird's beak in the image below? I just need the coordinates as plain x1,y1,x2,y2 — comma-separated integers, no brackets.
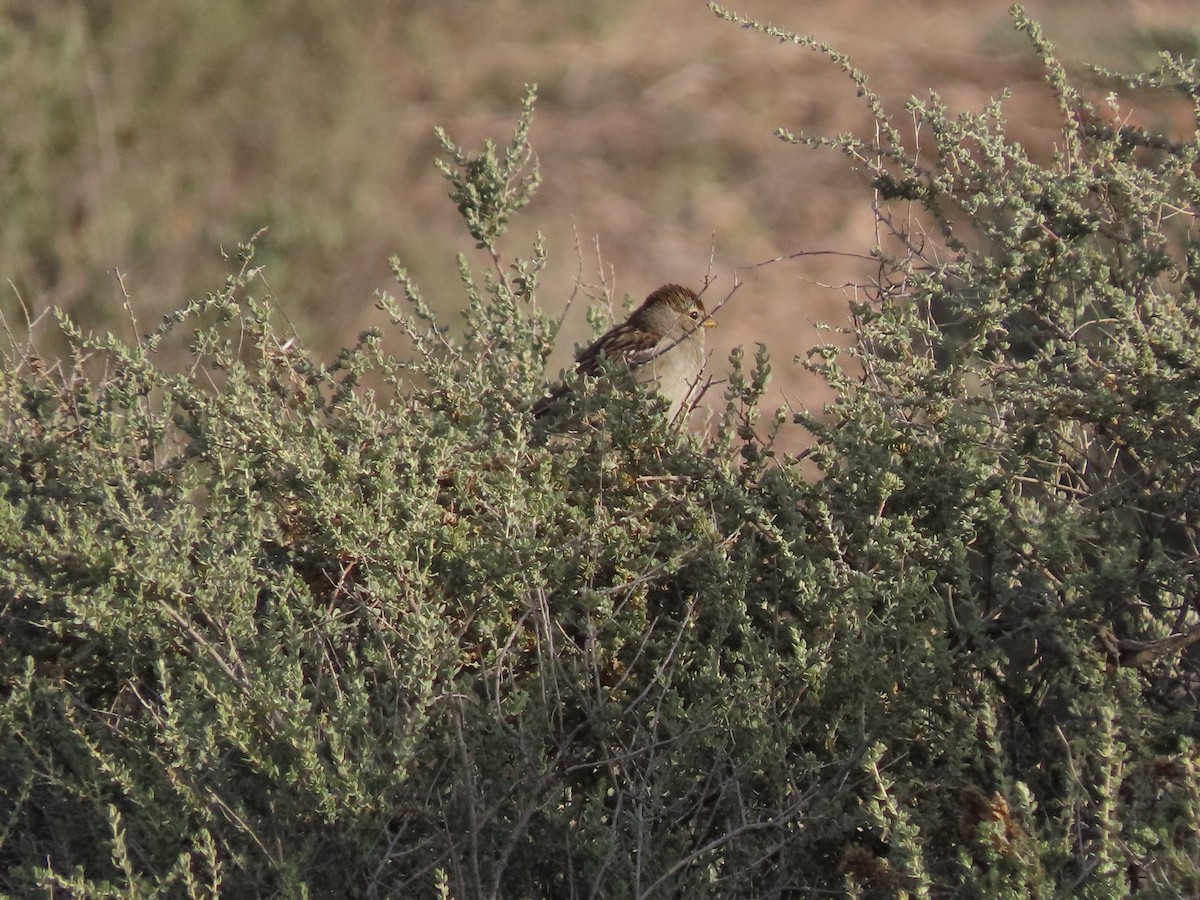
703,318,717,329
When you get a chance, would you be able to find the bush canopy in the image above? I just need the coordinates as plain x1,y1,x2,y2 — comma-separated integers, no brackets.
2,6,1199,897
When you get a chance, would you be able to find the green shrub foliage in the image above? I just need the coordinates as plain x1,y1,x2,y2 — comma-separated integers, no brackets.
4,10,1200,897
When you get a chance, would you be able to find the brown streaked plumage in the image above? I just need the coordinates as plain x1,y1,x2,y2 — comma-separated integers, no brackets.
533,284,715,421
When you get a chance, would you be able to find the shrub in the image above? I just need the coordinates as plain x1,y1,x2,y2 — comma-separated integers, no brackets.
2,8,1199,897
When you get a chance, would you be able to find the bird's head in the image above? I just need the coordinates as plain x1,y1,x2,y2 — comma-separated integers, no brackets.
634,284,716,337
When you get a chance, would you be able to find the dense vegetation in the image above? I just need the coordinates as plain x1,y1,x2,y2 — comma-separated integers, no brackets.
3,7,1199,897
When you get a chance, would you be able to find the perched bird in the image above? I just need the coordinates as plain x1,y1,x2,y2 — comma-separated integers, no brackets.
533,284,715,421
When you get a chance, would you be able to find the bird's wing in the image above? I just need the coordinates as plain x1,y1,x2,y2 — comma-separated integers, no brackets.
576,325,663,376
533,323,665,418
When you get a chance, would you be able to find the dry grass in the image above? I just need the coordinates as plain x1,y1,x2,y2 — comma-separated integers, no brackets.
2,0,1196,418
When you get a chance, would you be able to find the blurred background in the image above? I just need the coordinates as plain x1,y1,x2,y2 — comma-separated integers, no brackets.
2,0,1196,419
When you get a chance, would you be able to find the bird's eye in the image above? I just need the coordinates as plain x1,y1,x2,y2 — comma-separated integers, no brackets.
689,310,699,319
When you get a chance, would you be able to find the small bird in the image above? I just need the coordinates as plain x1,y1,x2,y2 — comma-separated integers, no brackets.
533,284,716,421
